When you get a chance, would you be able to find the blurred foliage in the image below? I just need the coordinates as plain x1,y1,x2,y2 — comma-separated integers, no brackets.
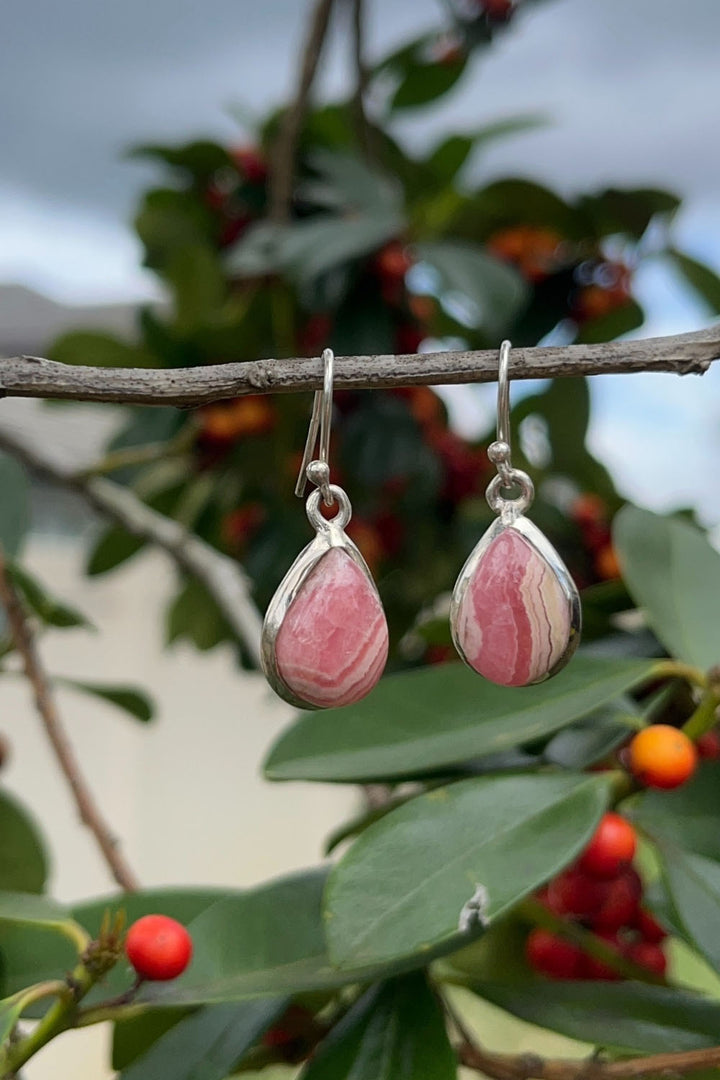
49,0,720,672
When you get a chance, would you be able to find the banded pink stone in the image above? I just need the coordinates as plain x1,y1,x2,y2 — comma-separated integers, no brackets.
274,547,389,708
455,528,572,687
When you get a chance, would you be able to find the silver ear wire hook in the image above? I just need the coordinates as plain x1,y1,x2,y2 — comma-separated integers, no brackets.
487,339,514,488
295,348,335,506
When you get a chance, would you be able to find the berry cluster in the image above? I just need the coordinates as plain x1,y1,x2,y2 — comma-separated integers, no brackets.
528,813,667,981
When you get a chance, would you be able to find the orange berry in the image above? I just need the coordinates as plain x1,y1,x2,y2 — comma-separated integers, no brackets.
200,396,276,443
545,868,607,919
578,813,637,879
635,908,668,945
589,868,642,932
629,725,698,790
571,493,606,528
595,543,622,580
625,941,667,977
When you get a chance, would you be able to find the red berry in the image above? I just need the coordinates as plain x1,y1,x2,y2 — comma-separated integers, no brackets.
590,868,642,932
525,929,583,979
546,868,607,919
578,813,637,879
625,941,667,977
697,730,720,760
635,908,668,944
125,915,192,981
579,931,623,981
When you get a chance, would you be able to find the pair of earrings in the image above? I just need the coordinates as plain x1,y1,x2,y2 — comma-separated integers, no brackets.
261,343,581,711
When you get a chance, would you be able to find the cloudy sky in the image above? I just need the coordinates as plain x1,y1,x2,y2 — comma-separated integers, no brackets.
0,0,718,519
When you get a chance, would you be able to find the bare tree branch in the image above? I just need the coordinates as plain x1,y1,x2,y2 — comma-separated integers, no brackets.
0,327,717,408
0,550,140,892
444,994,720,1080
268,0,338,222
350,0,374,160
0,423,264,667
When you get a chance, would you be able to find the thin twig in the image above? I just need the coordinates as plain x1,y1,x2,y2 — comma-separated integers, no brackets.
268,0,337,222
444,993,720,1080
0,326,717,407
0,423,264,667
350,0,374,160
0,551,139,892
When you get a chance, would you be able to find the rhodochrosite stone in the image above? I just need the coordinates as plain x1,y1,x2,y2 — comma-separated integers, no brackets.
454,527,573,686
274,548,388,708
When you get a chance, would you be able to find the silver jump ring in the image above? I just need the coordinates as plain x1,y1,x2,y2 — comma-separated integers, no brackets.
486,469,535,516
306,485,352,531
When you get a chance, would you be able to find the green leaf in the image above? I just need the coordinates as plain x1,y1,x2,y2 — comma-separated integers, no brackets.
113,1010,191,1070
417,239,529,335
579,187,680,240
659,847,720,974
305,149,403,216
613,506,720,671
575,300,644,343
264,657,653,782
119,1000,286,1080
0,891,67,928
301,974,455,1080
86,527,146,576
451,179,582,241
51,331,156,369
0,791,48,894
543,699,640,769
0,454,29,558
138,870,423,1007
164,243,226,332
166,577,234,652
426,115,548,185
55,678,154,723
632,762,720,862
667,249,720,314
391,50,468,110
324,773,610,970
130,140,234,178
7,563,93,630
476,981,720,1053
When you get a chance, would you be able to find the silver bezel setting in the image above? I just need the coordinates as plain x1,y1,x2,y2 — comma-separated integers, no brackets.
450,511,582,685
261,489,383,711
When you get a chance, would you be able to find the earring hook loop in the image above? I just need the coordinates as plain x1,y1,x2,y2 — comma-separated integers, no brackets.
496,338,511,448
294,348,335,505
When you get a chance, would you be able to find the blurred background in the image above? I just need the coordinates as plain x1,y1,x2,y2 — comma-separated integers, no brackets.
0,0,719,1075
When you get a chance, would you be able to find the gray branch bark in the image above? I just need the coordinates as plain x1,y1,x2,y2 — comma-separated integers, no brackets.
0,423,264,665
1,327,717,408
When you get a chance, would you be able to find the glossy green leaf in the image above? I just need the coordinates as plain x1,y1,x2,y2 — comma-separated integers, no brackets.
120,1000,286,1080
0,791,48,894
55,678,154,723
6,564,93,630
667,249,720,314
390,49,468,110
86,527,146,576
265,657,653,782
579,187,680,240
324,773,611,969
139,870,421,1008
130,140,234,178
0,454,29,559
417,239,528,335
660,847,720,974
426,115,547,185
632,762,720,862
164,243,226,332
614,506,720,671
476,981,720,1052
166,577,234,652
301,974,455,1080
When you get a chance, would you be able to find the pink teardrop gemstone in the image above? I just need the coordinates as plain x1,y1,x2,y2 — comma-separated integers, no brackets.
455,529,573,687
274,547,389,708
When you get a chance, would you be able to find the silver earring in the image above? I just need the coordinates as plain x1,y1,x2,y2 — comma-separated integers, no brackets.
261,349,389,710
450,340,581,686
